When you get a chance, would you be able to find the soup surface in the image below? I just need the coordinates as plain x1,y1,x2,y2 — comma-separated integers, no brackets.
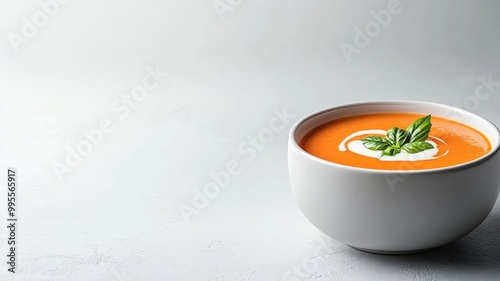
300,113,491,170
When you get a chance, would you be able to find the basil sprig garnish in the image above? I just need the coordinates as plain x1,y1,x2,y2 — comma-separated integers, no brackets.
361,115,434,157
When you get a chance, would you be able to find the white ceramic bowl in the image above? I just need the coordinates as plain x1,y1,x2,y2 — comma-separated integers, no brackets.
288,101,500,254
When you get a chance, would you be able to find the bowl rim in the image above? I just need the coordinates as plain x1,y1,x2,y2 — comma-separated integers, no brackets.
289,100,500,174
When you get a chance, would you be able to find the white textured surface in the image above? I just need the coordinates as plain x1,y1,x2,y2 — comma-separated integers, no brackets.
1,1,500,280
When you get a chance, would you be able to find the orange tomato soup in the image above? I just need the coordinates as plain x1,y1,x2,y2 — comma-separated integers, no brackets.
300,113,491,170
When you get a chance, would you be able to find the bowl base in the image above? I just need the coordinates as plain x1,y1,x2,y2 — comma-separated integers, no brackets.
349,245,437,255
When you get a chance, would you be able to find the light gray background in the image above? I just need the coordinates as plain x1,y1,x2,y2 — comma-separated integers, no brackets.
1,0,500,280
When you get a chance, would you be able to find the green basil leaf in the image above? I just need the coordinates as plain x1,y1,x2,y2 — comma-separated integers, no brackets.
381,145,401,157
357,114,433,158
401,141,434,154
407,115,432,143
361,136,391,151
386,127,408,146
